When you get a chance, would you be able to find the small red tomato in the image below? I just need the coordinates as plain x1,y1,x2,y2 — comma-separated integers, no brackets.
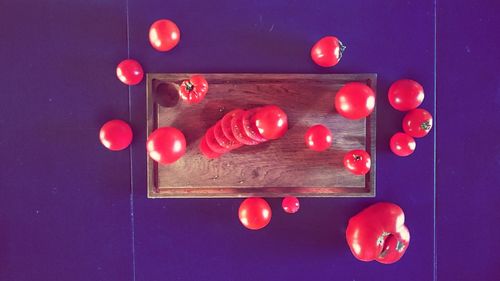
149,19,180,52
343,150,371,175
390,132,416,157
199,136,221,159
388,79,425,111
310,36,346,67
251,105,288,140
116,59,144,85
282,196,300,214
99,120,133,151
402,109,433,138
231,111,259,146
146,127,186,165
238,197,272,230
335,82,376,120
179,75,209,104
304,124,333,151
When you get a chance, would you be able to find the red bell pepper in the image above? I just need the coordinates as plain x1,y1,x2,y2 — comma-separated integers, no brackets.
345,202,410,264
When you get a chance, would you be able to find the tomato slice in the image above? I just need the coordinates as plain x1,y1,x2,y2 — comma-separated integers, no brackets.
214,121,242,150
199,136,221,159
231,110,259,145
205,126,230,153
221,109,244,144
242,108,268,142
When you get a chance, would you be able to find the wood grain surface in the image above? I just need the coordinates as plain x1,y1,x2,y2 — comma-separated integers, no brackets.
146,73,376,198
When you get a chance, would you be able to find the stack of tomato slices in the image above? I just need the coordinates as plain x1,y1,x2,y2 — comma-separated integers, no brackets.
199,106,288,159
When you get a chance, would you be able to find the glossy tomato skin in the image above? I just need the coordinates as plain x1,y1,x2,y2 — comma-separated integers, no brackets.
149,19,180,52
335,82,376,120
310,36,346,67
146,127,186,165
179,75,208,104
116,59,144,85
402,108,433,138
388,79,424,111
304,124,333,151
251,105,288,140
199,136,221,159
238,197,272,230
390,132,416,157
343,150,371,175
99,120,133,151
282,196,300,214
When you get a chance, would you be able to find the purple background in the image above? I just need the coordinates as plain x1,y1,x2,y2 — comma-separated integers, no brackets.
0,0,498,280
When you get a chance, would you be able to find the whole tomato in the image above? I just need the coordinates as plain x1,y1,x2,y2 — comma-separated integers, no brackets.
251,105,288,140
390,132,416,157
388,79,425,111
343,150,371,175
402,109,433,138
116,59,144,85
99,120,133,151
282,196,300,214
335,82,376,120
310,36,346,67
238,197,272,230
304,124,333,152
146,127,186,165
149,19,180,52
179,75,208,104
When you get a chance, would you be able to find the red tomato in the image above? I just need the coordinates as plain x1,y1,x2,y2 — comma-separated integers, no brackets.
179,75,208,104
116,59,144,85
251,105,288,140
402,108,433,138
282,196,300,214
99,120,133,151
199,136,221,159
388,79,424,111
146,127,186,164
310,36,346,67
335,82,376,120
231,111,260,146
214,121,241,150
221,109,244,144
390,132,416,157
238,197,272,230
149,19,180,52
343,150,371,175
242,108,268,142
205,126,230,154
304,124,333,151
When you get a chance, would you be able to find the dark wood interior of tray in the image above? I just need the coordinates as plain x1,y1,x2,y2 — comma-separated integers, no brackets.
147,73,376,198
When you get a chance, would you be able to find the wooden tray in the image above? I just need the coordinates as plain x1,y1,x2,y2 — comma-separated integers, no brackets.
146,73,376,198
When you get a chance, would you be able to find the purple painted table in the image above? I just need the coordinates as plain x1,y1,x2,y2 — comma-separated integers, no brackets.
0,1,498,280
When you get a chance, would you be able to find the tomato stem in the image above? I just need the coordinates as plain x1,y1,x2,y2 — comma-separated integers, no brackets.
339,40,347,59
420,121,431,131
184,81,194,92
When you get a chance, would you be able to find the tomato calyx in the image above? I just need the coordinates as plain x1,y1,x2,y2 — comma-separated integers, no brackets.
183,80,194,92
338,40,347,59
420,121,431,131
353,154,362,161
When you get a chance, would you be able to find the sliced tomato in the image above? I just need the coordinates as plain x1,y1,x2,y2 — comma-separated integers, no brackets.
231,110,259,145
205,127,230,154
221,109,244,144
199,136,221,159
214,121,242,150
242,108,268,142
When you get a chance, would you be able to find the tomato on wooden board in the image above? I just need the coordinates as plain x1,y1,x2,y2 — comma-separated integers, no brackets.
179,75,208,104
346,202,410,264
242,108,268,142
335,82,375,120
388,79,424,111
214,121,242,150
390,132,416,157
205,126,230,154
251,105,288,140
238,197,272,230
304,124,333,151
116,59,144,86
99,120,133,151
343,149,371,175
231,111,260,146
199,136,221,159
146,127,186,165
402,108,433,138
221,109,244,144
282,196,300,214
310,36,346,67
149,19,180,52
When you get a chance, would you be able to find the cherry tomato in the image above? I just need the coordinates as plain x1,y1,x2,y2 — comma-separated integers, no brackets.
251,105,288,140
116,59,144,85
199,136,221,159
214,121,241,150
221,109,244,145
149,19,180,52
343,150,371,175
310,36,346,67
282,196,300,214
205,126,230,154
335,82,376,120
390,132,416,157
179,75,208,104
402,109,433,138
243,108,268,142
231,111,260,146
99,120,133,151
238,197,272,230
146,127,186,165
304,124,333,151
388,79,424,111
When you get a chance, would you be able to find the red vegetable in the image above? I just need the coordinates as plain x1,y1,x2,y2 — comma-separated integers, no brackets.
242,108,268,142
179,75,209,104
231,110,260,146
149,19,180,52
343,150,371,175
199,136,221,159
403,108,433,138
388,79,424,111
310,36,346,67
335,82,375,120
146,127,186,164
238,197,272,230
116,59,144,85
282,196,300,214
99,120,133,151
346,202,410,264
205,126,230,154
251,105,288,140
221,109,244,145
390,132,416,156
304,124,333,151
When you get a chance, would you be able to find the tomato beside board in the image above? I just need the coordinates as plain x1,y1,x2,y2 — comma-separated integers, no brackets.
116,59,144,85
99,120,133,151
403,109,433,138
390,132,416,156
310,36,346,67
149,19,180,52
388,79,425,111
238,197,272,230
282,196,300,214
